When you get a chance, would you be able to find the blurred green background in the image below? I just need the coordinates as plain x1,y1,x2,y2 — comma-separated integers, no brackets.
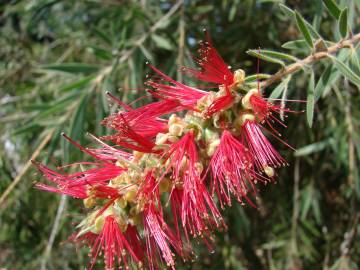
1,0,360,269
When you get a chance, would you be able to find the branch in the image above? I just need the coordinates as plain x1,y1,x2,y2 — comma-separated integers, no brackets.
261,33,360,88
0,129,55,208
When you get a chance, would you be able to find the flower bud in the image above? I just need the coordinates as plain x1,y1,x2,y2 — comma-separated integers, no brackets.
241,89,259,109
169,123,184,137
234,113,255,129
93,215,105,233
207,139,220,156
264,166,275,178
233,69,245,86
168,114,181,125
124,185,138,203
155,133,169,145
117,197,128,208
159,177,172,193
83,197,96,208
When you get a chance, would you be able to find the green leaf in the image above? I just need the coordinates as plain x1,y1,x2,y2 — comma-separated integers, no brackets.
92,27,112,45
295,139,332,156
248,49,298,62
306,71,315,127
139,45,154,62
151,34,173,50
246,50,285,67
244,74,271,83
282,39,308,50
349,46,360,76
69,94,88,141
323,0,341,19
338,8,348,38
87,45,112,60
314,64,340,101
278,3,294,17
295,11,314,49
270,75,291,99
332,56,360,88
279,4,321,39
41,63,99,74
58,76,95,93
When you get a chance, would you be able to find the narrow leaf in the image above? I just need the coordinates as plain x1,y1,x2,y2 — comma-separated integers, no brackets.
244,74,271,83
314,64,340,101
295,139,332,156
246,50,285,67
151,34,173,50
41,63,99,74
249,49,298,62
295,11,314,49
338,8,348,38
332,56,360,88
323,0,341,19
349,46,360,76
307,71,315,127
270,75,291,99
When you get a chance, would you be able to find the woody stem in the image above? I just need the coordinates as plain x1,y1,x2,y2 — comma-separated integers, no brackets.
261,33,360,88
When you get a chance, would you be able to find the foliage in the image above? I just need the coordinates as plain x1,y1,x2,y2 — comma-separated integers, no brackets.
0,0,360,269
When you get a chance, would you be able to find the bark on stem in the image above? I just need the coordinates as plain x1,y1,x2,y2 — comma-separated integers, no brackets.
261,33,360,88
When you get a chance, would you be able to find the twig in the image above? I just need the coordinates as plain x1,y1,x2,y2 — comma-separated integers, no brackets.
40,194,68,270
261,33,360,88
0,129,55,208
177,0,185,82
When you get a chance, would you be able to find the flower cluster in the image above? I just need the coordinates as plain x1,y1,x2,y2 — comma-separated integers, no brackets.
34,30,295,269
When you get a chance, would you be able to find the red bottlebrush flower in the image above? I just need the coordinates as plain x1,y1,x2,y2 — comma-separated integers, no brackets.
164,131,224,238
204,85,234,117
85,215,143,270
241,119,287,175
146,65,207,109
181,30,234,86
210,130,266,208
102,114,158,153
138,172,186,269
34,161,124,199
103,99,182,138
242,89,291,130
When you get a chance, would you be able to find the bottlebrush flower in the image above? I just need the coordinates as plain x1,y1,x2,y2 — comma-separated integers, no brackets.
84,214,144,270
146,64,207,109
138,172,186,269
181,30,234,86
164,130,225,238
210,130,268,208
242,88,292,131
238,114,287,176
33,161,124,198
